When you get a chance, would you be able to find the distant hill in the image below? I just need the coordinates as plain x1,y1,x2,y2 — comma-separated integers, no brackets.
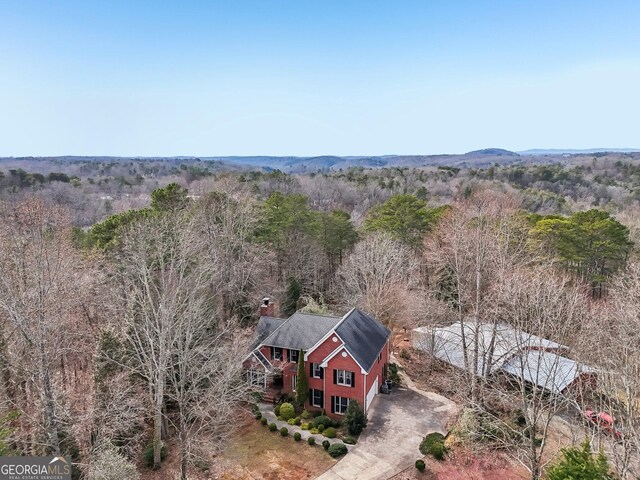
465,148,519,156
5,148,640,174
519,148,640,155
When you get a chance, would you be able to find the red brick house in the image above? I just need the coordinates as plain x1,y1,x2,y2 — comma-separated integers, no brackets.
244,302,391,417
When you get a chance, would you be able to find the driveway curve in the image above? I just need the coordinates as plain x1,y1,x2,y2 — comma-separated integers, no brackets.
316,386,457,480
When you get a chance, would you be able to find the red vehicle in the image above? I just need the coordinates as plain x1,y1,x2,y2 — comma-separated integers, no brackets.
584,409,623,441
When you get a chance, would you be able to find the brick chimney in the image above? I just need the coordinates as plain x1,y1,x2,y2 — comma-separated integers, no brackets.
259,297,275,317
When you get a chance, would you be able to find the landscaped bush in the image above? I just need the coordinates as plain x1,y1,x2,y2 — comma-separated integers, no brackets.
301,409,310,419
344,400,367,435
322,440,330,450
415,459,426,472
317,424,325,433
294,432,302,441
342,435,357,445
388,362,401,385
277,416,284,421
310,428,320,434
323,427,337,438
269,423,277,432
280,427,288,437
327,443,348,458
332,419,342,428
313,415,333,429
308,437,316,446
300,423,310,430
255,412,262,420
279,402,295,420
142,440,167,468
295,417,302,426
419,432,446,461
261,417,268,426
274,404,281,416
287,418,297,425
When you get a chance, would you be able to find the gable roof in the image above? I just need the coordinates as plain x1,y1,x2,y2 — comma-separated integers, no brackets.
261,312,342,351
251,316,286,350
413,321,567,377
500,349,592,394
335,308,391,373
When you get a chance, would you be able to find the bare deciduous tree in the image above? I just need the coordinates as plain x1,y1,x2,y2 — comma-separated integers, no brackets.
336,232,425,330
0,198,93,455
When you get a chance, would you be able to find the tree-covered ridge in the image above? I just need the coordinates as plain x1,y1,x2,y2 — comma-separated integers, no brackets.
528,209,632,294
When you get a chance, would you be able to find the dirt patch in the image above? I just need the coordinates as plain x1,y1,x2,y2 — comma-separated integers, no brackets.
394,342,469,403
219,418,336,479
390,447,529,480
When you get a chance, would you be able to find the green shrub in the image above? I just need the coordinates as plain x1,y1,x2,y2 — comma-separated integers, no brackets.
279,402,295,420
342,435,357,445
274,404,281,416
301,409,310,419
277,416,284,421
280,427,288,437
322,440,330,450
310,428,320,434
344,400,367,435
323,427,337,438
294,432,302,442
261,417,268,426
269,423,277,432
300,423,310,430
308,437,316,446
317,424,325,433
415,459,426,472
295,417,302,426
287,418,297,425
419,433,446,461
546,441,612,480
313,415,333,429
332,419,342,428
327,443,348,458
255,412,262,420
142,440,167,468
388,362,401,385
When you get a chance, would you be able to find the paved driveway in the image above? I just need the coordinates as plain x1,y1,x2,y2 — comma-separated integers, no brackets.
316,387,457,480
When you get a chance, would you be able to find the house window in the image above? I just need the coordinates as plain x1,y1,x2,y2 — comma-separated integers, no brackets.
246,369,265,388
333,396,350,415
335,369,353,387
311,389,323,408
311,363,323,378
292,375,297,391
271,347,283,361
290,350,299,363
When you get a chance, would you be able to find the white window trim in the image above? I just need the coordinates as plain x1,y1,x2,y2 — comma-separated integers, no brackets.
333,396,350,415
336,369,353,387
312,363,322,379
292,375,297,391
311,389,323,407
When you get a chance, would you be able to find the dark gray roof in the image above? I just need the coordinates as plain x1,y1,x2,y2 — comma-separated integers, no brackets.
251,316,286,350
335,308,391,372
261,312,342,351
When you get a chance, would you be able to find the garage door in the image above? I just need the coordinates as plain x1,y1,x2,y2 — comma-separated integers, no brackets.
366,377,378,410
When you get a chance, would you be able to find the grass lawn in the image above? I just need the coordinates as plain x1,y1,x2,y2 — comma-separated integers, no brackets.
221,417,337,480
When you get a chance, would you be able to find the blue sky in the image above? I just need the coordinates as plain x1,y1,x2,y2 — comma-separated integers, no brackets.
1,1,639,156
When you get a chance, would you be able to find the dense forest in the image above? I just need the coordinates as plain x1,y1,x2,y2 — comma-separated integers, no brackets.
1,155,640,479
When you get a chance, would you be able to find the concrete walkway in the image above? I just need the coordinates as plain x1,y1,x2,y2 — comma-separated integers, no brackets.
257,403,350,449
